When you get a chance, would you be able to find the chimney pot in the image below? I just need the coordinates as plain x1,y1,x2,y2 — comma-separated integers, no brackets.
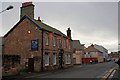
22,2,33,7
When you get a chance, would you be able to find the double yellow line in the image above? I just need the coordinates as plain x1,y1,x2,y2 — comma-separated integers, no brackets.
100,67,116,80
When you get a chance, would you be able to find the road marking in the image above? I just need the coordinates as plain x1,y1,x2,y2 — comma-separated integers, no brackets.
108,69,116,79
100,67,116,80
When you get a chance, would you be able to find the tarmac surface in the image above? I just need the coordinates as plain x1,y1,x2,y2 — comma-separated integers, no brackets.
2,61,119,80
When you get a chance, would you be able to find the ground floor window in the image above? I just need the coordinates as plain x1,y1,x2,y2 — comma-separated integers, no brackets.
2,55,20,71
53,53,57,65
65,54,71,64
44,53,49,66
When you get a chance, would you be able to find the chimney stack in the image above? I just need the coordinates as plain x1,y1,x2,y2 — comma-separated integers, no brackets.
67,27,71,39
38,17,41,21
20,2,34,19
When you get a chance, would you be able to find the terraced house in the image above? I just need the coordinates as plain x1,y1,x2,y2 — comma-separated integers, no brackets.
2,2,73,76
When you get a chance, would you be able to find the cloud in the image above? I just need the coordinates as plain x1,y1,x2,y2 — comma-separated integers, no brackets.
1,2,118,52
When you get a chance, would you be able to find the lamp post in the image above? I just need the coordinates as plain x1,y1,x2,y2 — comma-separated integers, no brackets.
0,5,13,13
118,43,120,58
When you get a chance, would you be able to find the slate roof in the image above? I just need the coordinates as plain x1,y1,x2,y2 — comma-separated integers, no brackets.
4,16,67,38
0,37,2,45
73,40,84,50
34,20,66,37
0,37,2,54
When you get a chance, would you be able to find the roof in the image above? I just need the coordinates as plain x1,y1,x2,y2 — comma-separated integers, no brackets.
84,45,100,52
73,40,84,50
34,20,66,37
0,37,2,54
94,44,108,53
0,37,2,45
4,16,67,38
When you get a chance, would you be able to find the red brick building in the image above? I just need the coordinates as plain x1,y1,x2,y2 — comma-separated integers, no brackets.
2,2,73,76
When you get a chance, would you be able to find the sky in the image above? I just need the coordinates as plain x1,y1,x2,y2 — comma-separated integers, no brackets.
0,0,119,53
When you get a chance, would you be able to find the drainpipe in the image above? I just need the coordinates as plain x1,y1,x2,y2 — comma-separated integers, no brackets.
41,29,44,72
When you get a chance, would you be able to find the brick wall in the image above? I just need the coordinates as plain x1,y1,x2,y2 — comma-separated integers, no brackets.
3,17,73,72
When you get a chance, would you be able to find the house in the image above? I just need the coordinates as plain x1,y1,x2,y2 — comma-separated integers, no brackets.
2,2,73,76
0,37,2,54
82,44,104,64
109,51,119,61
94,44,108,62
73,40,85,65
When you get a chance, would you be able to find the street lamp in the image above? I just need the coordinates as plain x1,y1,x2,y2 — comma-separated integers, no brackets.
0,5,13,13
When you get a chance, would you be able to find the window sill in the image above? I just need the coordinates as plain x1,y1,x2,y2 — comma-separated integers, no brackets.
65,63,71,65
53,64,57,66
45,64,49,66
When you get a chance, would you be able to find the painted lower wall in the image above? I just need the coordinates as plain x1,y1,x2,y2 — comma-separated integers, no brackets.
73,51,82,65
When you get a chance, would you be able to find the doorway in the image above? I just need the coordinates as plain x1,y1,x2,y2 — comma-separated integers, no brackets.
28,58,34,72
59,49,64,69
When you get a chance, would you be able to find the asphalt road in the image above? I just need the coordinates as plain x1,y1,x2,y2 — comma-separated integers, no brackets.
24,62,116,78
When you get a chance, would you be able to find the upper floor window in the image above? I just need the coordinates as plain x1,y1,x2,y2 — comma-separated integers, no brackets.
53,36,56,46
66,39,69,48
64,38,66,48
58,39,62,48
45,33,49,46
69,43,71,50
31,39,38,51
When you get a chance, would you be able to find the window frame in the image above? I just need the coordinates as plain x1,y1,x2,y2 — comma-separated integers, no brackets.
53,36,56,47
44,52,49,66
64,38,66,48
45,33,49,46
65,54,71,64
53,53,57,65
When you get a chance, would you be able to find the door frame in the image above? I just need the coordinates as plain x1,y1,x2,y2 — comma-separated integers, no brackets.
28,58,34,72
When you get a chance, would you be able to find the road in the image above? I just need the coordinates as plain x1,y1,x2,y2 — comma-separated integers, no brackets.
24,62,116,78
111,66,120,79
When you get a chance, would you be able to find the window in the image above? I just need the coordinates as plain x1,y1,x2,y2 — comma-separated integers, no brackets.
53,53,57,65
65,54,71,64
3,55,20,70
69,43,71,50
58,39,62,48
53,36,56,46
64,39,66,48
45,34,49,45
66,39,69,49
44,53,49,66
31,39,38,51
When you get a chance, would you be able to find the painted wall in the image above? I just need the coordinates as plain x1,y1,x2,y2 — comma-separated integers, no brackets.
73,50,82,64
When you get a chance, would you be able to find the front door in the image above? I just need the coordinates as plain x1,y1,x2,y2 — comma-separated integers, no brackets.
28,58,34,72
59,49,64,69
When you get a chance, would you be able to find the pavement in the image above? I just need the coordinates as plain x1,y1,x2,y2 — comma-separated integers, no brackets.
110,66,120,80
2,62,119,80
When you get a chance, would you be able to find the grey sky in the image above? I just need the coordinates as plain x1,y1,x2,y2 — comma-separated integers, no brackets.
0,1,119,53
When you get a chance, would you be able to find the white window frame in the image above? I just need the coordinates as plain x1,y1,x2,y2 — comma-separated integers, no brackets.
65,54,71,64
53,53,57,65
45,33,49,45
44,53,49,66
58,39,62,48
64,39,66,48
53,36,56,47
